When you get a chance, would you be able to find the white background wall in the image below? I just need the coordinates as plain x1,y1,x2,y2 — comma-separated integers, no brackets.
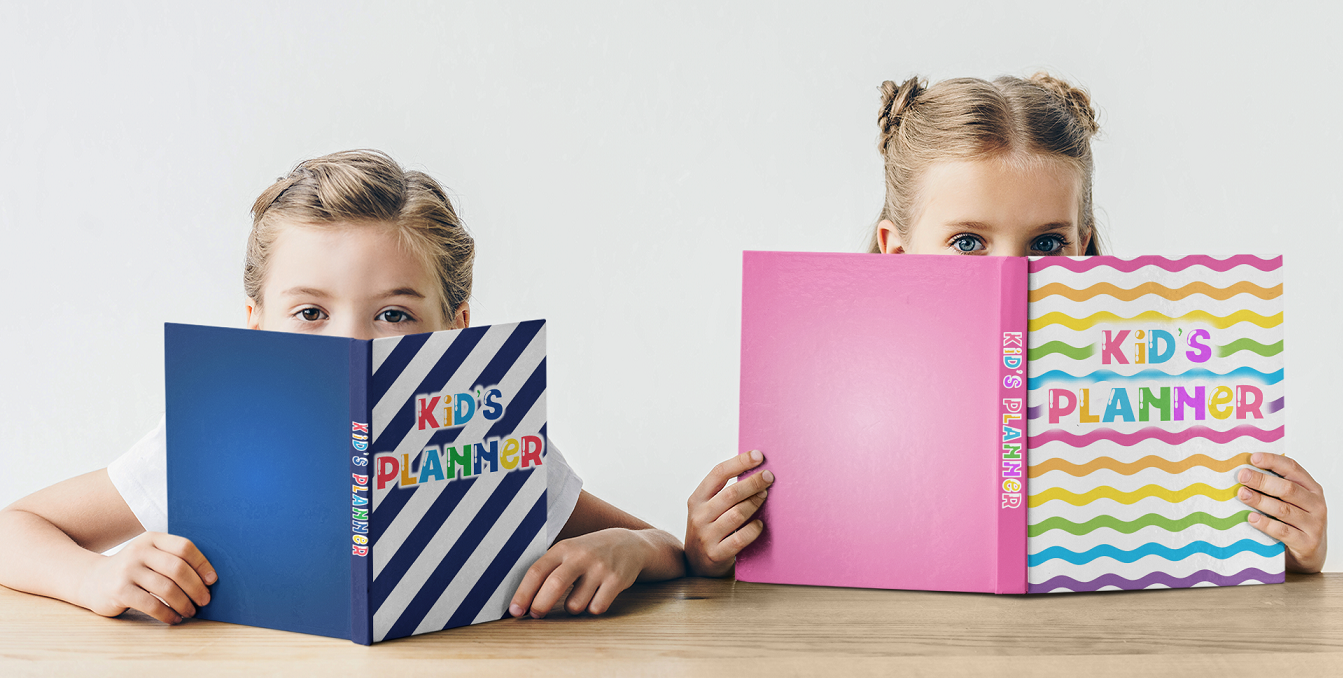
2,1,1339,571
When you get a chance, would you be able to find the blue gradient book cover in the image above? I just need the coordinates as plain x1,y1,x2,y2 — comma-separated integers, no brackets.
166,320,549,644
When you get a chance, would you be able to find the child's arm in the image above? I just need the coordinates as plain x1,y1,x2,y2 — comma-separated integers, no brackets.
1238,452,1328,573
507,491,685,618
0,469,216,624
684,450,774,577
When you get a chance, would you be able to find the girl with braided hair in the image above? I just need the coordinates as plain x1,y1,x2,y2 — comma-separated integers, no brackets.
867,73,1103,258
685,73,1327,578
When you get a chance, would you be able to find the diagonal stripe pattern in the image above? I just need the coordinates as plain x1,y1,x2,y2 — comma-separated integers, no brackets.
366,320,549,642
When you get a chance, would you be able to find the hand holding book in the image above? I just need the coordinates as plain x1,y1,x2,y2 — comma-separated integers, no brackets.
684,450,773,578
78,532,216,625
1240,453,1329,573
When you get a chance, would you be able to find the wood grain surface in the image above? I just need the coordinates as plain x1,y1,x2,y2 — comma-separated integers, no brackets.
1,574,1340,676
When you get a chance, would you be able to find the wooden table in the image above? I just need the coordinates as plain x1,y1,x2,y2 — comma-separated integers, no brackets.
2,575,1340,676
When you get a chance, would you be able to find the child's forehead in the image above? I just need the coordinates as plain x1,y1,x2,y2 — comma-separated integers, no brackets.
266,222,441,296
917,158,1080,223
922,156,1078,193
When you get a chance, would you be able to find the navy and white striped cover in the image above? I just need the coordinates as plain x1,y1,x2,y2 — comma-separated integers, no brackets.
366,320,549,642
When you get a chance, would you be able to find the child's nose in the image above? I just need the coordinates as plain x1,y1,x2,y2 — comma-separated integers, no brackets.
331,318,377,341
998,239,1033,258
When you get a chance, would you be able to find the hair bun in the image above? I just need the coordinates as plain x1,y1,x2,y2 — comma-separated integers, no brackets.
878,77,926,153
1029,72,1099,136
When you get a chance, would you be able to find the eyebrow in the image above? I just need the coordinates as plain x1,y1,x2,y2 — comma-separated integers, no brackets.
279,286,426,300
1030,221,1074,232
280,286,330,299
377,287,426,300
942,221,1074,231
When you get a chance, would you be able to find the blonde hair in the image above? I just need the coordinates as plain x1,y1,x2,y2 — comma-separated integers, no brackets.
245,149,474,323
868,73,1103,255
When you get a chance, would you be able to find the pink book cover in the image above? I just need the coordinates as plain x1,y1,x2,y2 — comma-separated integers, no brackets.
735,251,1028,593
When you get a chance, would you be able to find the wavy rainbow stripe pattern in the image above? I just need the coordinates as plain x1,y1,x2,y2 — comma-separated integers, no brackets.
1028,483,1240,508
1028,510,1253,537
1029,280,1281,303
1028,453,1253,478
1217,338,1284,358
1029,539,1282,566
1028,254,1280,274
1028,309,1282,331
1030,424,1283,448
1029,338,1282,361
1025,255,1285,593
1030,567,1283,593
1028,366,1282,388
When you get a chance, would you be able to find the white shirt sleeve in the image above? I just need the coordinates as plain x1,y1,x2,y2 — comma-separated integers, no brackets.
106,415,584,546
543,438,583,545
106,415,169,534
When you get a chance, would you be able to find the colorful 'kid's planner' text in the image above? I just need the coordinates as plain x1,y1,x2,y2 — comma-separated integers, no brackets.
1044,328,1271,424
374,386,544,491
1002,332,1025,509
351,420,371,557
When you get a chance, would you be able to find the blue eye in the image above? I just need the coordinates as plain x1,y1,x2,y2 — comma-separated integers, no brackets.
1032,235,1068,254
951,235,984,253
378,309,414,323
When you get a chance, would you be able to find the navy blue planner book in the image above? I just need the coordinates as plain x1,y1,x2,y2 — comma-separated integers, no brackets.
165,320,550,644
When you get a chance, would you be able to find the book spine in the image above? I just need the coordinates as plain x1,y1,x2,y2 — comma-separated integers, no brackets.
996,257,1029,594
349,339,373,644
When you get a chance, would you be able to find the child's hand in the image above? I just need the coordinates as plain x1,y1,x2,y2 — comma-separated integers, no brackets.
1238,452,1328,573
77,532,217,624
508,528,651,618
684,450,774,578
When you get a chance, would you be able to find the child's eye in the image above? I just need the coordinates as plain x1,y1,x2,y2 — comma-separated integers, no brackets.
949,234,985,254
296,307,327,322
1031,234,1069,255
377,309,416,324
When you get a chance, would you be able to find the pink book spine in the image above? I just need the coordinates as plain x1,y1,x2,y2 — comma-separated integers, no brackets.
997,258,1028,594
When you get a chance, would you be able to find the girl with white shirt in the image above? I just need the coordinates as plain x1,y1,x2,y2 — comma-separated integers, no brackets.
0,149,686,625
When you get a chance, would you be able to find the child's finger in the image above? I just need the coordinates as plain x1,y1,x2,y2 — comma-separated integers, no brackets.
144,548,211,607
509,552,561,618
690,451,764,506
709,490,768,538
563,573,600,615
151,533,218,586
1246,509,1307,547
702,469,774,519
586,576,626,615
124,586,184,625
1239,486,1312,532
528,562,583,619
1239,468,1319,513
1250,453,1324,495
713,519,764,562
133,569,196,619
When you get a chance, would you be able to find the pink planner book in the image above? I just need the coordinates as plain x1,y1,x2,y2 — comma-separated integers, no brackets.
736,251,1029,593
735,251,1285,594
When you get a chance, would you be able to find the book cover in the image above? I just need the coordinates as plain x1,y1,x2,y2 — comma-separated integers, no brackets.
735,251,1028,593
734,251,1285,594
166,319,549,643
1025,256,1286,592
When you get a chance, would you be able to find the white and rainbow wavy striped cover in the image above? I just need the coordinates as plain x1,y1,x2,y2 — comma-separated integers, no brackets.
1025,255,1286,593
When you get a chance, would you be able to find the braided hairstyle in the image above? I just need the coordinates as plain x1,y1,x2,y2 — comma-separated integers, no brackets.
870,72,1102,254
245,150,474,324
